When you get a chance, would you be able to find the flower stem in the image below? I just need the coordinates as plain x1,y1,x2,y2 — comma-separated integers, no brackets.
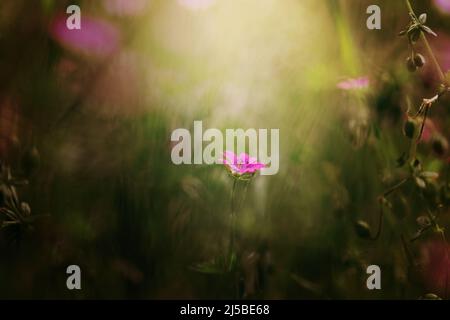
229,179,237,270
383,177,409,198
372,204,384,240
417,103,430,142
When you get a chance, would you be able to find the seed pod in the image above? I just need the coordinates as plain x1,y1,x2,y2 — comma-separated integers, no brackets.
414,53,426,68
22,146,40,176
411,158,421,169
354,220,371,239
432,136,449,157
403,118,417,139
406,57,417,72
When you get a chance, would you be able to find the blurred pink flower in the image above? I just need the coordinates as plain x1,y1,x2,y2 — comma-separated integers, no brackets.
421,118,437,143
419,240,450,298
50,14,120,58
434,0,450,14
337,77,370,90
178,0,215,10
423,33,450,83
88,51,144,117
103,0,148,16
223,151,265,176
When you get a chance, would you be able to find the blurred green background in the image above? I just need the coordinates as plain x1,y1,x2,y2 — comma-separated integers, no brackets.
1,0,450,299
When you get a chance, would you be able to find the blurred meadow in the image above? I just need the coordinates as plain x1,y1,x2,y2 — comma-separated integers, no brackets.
1,0,450,299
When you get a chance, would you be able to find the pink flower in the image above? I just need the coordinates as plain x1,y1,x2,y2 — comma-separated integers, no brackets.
434,0,450,14
50,14,120,58
337,76,370,90
423,33,450,84
420,118,437,143
222,151,265,177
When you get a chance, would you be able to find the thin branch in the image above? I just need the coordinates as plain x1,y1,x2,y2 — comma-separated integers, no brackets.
383,177,409,198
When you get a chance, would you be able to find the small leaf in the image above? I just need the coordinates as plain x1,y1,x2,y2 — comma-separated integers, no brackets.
421,25,437,37
398,29,407,36
415,176,426,189
419,13,427,24
420,171,439,180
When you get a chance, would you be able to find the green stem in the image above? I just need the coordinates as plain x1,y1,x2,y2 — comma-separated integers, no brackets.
372,205,384,240
405,0,414,16
229,179,237,270
417,103,429,143
383,177,409,198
